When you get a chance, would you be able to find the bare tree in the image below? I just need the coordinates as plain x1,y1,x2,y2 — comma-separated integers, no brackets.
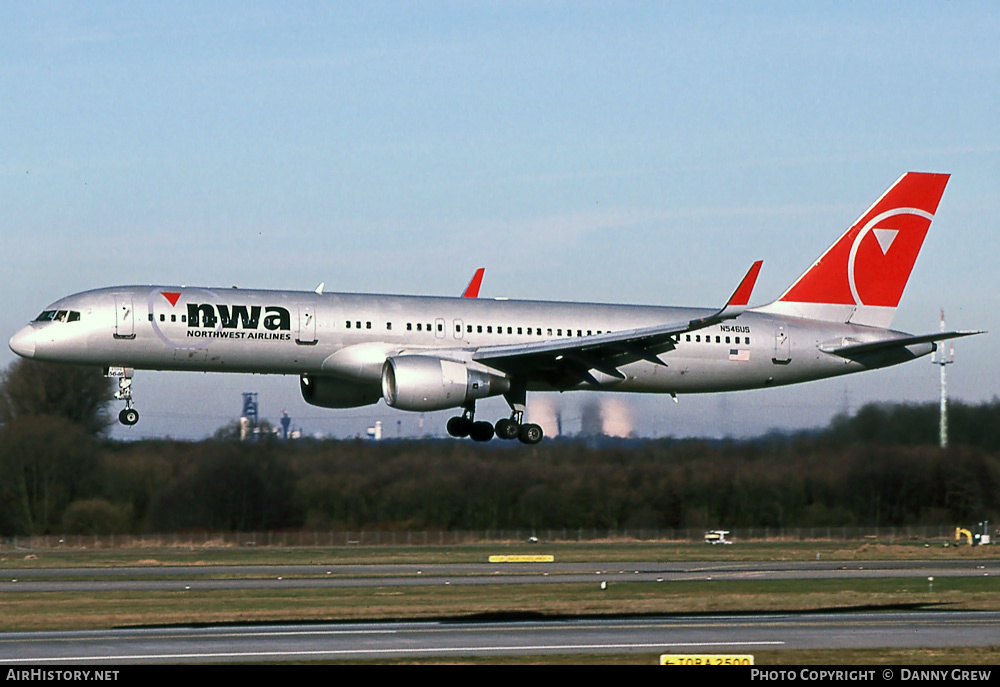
0,359,114,436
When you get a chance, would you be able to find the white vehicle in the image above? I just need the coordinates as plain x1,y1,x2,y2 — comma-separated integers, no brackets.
704,530,733,545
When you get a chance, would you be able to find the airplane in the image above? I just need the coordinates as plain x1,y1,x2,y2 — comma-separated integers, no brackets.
8,172,982,444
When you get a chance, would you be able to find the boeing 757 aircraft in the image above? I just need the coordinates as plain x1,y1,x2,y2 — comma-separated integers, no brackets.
8,172,980,443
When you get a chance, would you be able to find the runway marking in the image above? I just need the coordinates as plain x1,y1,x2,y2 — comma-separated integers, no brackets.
0,641,784,663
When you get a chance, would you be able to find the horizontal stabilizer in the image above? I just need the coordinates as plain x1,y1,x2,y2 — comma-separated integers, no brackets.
820,330,984,357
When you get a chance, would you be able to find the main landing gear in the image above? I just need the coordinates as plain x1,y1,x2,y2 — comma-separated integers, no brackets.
106,367,139,426
446,390,543,445
446,408,495,442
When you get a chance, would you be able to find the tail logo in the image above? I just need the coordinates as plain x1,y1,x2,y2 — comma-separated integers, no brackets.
848,207,934,308
763,172,948,328
872,228,898,254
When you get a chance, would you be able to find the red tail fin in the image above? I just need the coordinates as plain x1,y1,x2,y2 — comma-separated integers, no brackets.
760,172,949,328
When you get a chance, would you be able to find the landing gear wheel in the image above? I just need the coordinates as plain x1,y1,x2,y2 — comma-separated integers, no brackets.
447,416,473,438
494,417,521,440
469,421,495,442
111,371,138,427
518,423,543,445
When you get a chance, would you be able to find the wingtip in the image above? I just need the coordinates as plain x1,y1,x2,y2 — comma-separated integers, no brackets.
462,268,486,298
727,260,764,307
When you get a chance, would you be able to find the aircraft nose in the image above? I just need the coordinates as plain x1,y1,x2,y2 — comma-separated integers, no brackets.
9,326,36,359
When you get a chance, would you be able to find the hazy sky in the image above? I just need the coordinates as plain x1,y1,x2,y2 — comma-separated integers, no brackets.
3,3,998,440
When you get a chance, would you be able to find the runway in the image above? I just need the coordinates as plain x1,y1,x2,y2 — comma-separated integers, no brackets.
1,558,997,662
2,559,996,593
0,612,997,664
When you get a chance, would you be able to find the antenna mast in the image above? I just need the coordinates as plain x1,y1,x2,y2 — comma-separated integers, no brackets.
931,310,954,448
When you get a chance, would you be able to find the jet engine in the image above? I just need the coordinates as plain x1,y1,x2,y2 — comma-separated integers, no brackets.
300,374,382,408
381,356,509,412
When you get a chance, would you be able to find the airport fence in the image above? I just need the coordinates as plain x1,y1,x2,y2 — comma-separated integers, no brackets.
0,525,971,550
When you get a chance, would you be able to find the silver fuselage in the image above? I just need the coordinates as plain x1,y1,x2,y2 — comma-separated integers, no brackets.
9,284,932,396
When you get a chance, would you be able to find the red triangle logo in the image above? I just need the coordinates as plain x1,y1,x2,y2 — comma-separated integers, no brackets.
161,291,181,307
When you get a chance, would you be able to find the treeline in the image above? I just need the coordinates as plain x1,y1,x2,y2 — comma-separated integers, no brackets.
0,358,998,536
819,400,1000,449
2,421,998,536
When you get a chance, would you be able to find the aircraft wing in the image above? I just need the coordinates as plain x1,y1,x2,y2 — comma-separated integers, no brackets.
472,261,762,386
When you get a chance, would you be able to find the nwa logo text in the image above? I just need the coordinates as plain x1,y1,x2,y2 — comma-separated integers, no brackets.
185,304,292,341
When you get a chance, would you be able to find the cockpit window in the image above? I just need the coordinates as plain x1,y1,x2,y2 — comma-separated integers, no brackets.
34,310,81,323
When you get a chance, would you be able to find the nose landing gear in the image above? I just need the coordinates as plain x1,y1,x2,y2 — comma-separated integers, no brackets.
118,406,139,426
106,367,139,426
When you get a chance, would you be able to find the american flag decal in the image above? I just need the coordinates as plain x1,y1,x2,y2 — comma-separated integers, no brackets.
729,349,750,362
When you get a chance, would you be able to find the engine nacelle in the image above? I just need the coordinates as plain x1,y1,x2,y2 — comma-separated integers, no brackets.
381,356,509,412
300,374,382,409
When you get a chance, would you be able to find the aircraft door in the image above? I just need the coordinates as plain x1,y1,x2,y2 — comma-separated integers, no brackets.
114,295,135,340
297,304,317,345
773,324,791,364
435,317,445,339
453,319,464,340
